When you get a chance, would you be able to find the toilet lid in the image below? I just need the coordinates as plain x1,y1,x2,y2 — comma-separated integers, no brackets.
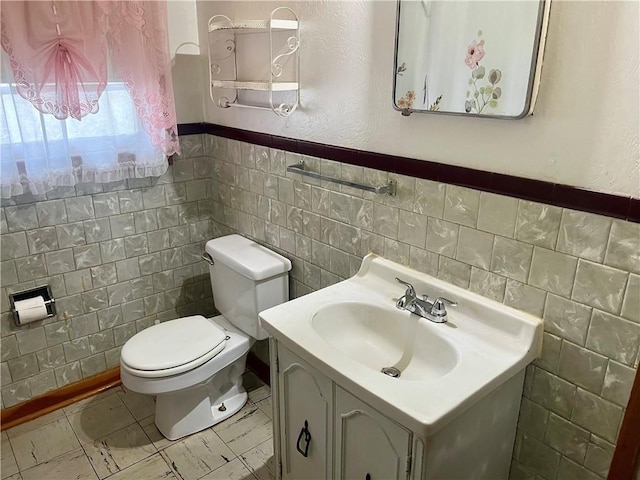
121,316,227,372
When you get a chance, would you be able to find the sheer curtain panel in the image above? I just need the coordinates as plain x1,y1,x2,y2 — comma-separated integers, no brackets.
0,1,180,199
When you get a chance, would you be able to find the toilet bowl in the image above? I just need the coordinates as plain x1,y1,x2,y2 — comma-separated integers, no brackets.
120,235,291,440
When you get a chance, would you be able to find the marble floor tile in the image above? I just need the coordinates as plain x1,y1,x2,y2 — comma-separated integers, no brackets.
117,388,156,421
213,403,273,455
139,415,180,451
240,438,275,480
248,385,271,404
160,428,235,480
256,397,273,420
106,453,177,480
200,457,255,480
6,410,65,438
68,392,136,444
1,433,19,479
63,387,123,416
5,380,276,480
9,417,80,470
20,448,97,480
82,423,157,479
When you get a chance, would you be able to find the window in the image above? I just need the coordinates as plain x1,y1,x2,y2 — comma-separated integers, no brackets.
0,1,179,199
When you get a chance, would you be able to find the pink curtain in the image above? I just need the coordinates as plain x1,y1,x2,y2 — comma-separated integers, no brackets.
0,0,180,156
97,1,179,156
0,2,107,120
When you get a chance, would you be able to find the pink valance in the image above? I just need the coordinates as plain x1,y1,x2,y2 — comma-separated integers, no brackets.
1,2,107,120
0,0,180,156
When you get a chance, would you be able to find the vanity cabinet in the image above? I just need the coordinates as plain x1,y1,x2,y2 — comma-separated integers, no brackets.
263,254,541,480
273,342,412,480
334,386,411,480
271,339,524,480
277,345,332,479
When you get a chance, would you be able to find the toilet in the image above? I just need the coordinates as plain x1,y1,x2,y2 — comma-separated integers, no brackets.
120,234,291,440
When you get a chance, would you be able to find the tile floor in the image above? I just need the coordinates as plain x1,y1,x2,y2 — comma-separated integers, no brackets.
1,375,274,480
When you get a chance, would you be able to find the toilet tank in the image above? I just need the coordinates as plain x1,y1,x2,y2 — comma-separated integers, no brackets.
205,235,291,340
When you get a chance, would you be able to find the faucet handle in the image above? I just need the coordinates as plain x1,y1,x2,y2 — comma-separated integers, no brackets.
395,277,416,298
431,297,458,316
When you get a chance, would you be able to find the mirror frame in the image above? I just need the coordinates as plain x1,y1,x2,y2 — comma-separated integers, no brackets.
392,0,551,119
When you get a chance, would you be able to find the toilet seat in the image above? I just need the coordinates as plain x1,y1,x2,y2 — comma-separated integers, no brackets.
121,315,227,378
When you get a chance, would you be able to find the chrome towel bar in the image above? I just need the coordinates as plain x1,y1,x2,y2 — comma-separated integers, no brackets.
286,161,396,196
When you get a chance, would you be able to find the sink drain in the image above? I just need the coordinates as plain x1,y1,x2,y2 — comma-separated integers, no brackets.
381,366,401,378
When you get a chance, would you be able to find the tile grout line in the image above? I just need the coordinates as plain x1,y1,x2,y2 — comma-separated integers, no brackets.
79,442,102,480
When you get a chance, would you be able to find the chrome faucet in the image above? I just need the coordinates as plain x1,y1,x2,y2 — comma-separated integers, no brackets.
395,277,457,323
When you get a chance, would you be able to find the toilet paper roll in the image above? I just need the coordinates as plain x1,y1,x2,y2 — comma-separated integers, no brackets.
14,296,48,325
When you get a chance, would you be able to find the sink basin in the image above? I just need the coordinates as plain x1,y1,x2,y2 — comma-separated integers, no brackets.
311,302,458,381
259,253,543,436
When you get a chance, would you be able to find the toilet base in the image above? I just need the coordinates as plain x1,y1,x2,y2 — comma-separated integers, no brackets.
154,352,249,440
120,316,254,440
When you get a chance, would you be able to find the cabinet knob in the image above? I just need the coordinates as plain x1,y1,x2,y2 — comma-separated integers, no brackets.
365,474,371,480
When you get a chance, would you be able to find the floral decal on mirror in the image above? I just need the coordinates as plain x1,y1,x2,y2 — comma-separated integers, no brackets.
429,95,443,111
397,90,416,109
396,65,444,111
396,62,414,109
464,31,503,114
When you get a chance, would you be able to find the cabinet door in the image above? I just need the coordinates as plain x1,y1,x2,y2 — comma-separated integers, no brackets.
335,386,411,480
278,346,333,480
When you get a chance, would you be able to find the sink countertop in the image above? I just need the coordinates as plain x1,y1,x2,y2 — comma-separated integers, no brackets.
259,254,543,437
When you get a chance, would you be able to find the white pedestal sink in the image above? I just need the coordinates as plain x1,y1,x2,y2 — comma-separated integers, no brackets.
260,254,543,479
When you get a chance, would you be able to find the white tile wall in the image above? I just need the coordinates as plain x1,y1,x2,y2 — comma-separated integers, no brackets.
1,133,637,480
204,135,639,480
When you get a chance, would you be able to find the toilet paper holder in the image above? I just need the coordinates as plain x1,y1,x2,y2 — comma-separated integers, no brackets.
9,285,57,326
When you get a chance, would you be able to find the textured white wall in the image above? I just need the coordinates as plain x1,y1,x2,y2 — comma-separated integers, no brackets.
168,0,205,123
192,1,639,197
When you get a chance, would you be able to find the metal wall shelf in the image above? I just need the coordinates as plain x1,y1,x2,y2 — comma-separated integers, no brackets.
208,19,298,33
208,7,300,117
210,80,298,91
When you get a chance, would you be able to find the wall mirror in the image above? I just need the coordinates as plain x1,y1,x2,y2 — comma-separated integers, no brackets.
393,0,550,119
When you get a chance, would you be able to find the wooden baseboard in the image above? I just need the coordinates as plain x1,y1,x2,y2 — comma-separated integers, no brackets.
1,367,121,431
247,352,271,387
2,355,270,432
608,364,640,479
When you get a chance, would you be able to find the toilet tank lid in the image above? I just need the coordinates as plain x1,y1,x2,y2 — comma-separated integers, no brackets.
206,235,292,281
